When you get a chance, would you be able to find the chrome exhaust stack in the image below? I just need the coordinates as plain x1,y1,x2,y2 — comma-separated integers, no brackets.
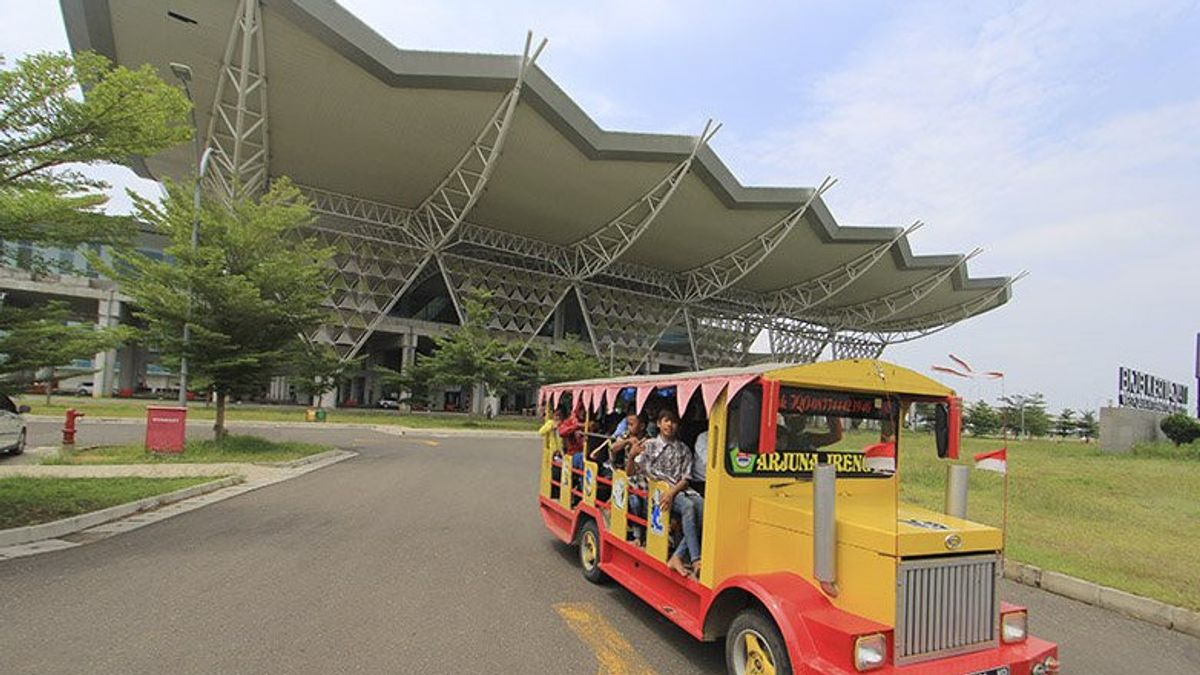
945,464,970,519
814,463,839,596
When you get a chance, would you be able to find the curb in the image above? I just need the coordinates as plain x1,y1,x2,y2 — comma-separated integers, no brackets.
0,475,242,547
254,448,349,469
1003,559,1200,639
25,415,540,437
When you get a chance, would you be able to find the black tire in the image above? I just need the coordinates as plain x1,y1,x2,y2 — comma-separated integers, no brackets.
725,608,792,675
8,429,26,456
577,519,607,584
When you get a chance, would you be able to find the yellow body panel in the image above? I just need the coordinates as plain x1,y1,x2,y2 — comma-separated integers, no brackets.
762,359,955,398
646,480,672,562
559,455,573,509
609,470,629,541
896,504,1002,556
538,417,557,500
583,461,599,507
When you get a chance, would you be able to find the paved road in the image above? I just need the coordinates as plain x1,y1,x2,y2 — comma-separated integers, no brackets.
2,422,1199,673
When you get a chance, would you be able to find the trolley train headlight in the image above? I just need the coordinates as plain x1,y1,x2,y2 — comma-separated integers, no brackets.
853,633,886,671
1000,610,1027,643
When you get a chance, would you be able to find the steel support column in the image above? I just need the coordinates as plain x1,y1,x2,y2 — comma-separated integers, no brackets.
205,0,269,200
767,221,922,316
817,249,981,331
568,121,719,282
343,33,546,359
682,177,835,303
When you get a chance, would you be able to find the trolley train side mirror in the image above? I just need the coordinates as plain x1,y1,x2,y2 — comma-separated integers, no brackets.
934,397,962,459
736,385,761,453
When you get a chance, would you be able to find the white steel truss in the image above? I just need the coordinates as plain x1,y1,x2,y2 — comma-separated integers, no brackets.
410,34,547,250
830,334,887,360
205,0,269,200
768,319,831,363
340,33,547,360
567,121,719,282
684,307,756,369
299,184,419,247
871,272,1027,336
816,248,981,330
681,177,835,303
767,221,923,316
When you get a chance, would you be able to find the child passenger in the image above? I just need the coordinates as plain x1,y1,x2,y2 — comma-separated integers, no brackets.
631,409,703,579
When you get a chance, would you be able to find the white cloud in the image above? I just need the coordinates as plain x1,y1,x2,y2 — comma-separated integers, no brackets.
734,0,1200,411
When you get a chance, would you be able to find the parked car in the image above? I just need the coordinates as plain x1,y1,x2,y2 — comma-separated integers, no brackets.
0,393,30,455
76,381,94,397
377,397,401,409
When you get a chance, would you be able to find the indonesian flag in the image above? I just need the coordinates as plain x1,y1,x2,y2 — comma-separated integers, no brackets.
974,447,1008,474
864,442,896,473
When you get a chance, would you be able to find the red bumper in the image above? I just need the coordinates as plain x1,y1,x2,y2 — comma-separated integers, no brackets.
805,637,1057,674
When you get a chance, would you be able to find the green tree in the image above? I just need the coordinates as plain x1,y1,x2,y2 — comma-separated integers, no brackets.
964,400,1002,436
288,340,360,407
0,50,190,392
1078,410,1099,442
525,335,607,387
999,393,1050,437
107,178,331,439
0,51,190,254
1161,413,1200,447
0,301,131,400
1053,408,1077,439
412,290,514,412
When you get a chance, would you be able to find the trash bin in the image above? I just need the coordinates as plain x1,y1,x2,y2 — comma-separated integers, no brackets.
315,408,327,422
146,406,187,453
305,408,317,422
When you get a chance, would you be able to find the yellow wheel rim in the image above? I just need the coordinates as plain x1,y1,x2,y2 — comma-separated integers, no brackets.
581,532,597,569
742,631,776,675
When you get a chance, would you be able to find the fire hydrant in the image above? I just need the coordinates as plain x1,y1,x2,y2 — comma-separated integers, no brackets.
63,408,85,446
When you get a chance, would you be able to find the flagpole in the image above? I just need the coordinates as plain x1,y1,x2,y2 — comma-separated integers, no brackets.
1000,374,1009,561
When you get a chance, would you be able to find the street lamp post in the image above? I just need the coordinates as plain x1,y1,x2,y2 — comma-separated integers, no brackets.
169,63,211,407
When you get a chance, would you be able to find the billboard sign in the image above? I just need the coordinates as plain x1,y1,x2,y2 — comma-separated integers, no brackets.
1118,367,1188,414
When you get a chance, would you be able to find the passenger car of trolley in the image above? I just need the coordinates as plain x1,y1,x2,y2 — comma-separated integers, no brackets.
537,360,1058,675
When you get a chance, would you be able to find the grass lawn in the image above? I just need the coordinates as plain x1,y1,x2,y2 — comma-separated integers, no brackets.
44,434,331,465
19,395,540,431
899,431,1200,611
0,476,219,529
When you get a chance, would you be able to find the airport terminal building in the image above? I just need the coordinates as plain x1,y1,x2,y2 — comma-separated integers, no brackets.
40,0,1016,408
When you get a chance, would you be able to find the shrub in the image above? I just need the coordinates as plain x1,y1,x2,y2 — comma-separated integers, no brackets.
1160,413,1200,446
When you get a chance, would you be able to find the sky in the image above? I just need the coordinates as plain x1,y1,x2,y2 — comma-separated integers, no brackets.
2,0,1198,413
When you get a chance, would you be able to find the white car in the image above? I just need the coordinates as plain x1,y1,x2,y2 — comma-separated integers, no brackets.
0,393,29,456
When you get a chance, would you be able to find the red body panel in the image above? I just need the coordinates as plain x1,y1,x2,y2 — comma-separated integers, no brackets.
538,495,1059,674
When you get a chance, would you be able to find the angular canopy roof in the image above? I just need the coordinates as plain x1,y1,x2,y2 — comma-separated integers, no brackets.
61,0,1017,342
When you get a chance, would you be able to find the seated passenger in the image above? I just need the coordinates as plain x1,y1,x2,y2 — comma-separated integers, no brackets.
558,406,587,471
609,412,647,470
633,409,702,579
778,414,843,450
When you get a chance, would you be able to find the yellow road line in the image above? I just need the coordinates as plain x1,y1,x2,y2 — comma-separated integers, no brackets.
418,439,439,447
554,602,659,675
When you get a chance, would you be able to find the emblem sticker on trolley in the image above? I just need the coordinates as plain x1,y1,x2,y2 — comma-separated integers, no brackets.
612,478,627,510
649,487,665,535
966,667,1008,675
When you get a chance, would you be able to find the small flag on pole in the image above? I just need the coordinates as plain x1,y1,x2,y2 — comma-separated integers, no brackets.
864,441,896,473
974,447,1008,474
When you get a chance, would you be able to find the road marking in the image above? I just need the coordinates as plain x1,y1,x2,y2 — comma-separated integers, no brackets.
418,439,439,447
554,602,659,675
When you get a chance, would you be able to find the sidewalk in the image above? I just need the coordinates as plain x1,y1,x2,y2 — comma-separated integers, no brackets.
26,414,540,438
0,449,355,560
